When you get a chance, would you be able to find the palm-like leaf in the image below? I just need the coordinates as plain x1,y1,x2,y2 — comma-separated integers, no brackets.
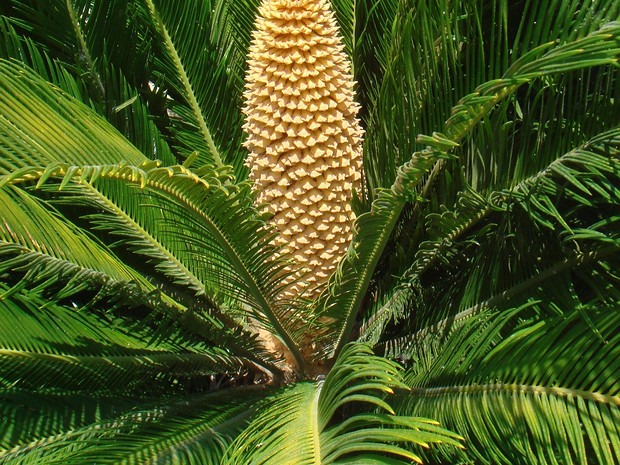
318,20,620,358
1,387,268,465
0,60,306,371
393,298,620,464
222,343,462,464
143,0,245,172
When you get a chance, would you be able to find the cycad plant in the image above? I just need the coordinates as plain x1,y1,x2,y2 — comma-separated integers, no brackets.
0,0,618,464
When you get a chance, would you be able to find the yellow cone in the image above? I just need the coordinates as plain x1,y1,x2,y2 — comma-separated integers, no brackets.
243,0,364,299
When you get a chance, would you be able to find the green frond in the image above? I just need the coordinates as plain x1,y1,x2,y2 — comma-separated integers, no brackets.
222,343,462,464
94,61,176,165
379,247,618,362
0,56,305,369
144,0,247,173
2,160,306,370
0,186,279,377
1,1,177,164
0,284,252,396
0,387,269,465
362,128,620,344
6,0,89,71
347,0,400,120
0,16,88,101
0,239,275,365
364,0,620,192
219,0,260,69
318,20,620,360
0,180,280,375
5,0,152,98
0,0,618,462
0,183,188,316
393,300,620,464
0,60,145,172
0,389,143,454
362,6,619,336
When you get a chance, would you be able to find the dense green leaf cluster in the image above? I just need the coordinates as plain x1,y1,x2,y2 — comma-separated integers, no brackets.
0,0,618,463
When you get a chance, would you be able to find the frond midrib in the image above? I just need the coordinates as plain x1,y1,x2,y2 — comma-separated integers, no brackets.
80,182,221,311
405,382,620,407
144,0,223,168
63,0,104,99
0,348,247,366
310,380,323,464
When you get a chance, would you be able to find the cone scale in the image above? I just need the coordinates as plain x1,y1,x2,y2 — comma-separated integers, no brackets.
243,0,364,299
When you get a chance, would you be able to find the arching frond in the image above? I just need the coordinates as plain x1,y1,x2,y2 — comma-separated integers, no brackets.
361,128,620,344
318,21,620,360
393,298,620,464
222,343,462,464
0,58,309,370
0,284,253,396
2,160,307,371
0,387,269,465
144,0,247,173
0,182,279,356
